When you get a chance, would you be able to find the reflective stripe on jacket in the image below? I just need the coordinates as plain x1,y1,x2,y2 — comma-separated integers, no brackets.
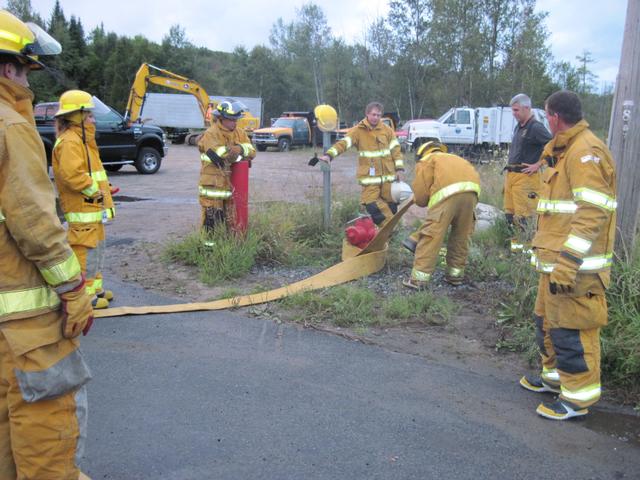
52,124,115,225
197,118,256,197
0,78,82,322
326,118,403,184
532,120,616,276
412,152,481,208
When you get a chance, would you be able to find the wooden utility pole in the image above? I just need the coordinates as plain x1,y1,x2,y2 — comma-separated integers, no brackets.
608,0,640,257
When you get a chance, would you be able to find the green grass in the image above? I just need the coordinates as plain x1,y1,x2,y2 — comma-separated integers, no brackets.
384,291,457,325
163,228,261,285
468,220,539,360
476,162,506,208
163,197,361,285
602,248,640,398
280,283,457,328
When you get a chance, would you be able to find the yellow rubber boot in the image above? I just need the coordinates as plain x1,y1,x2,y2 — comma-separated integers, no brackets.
92,297,109,310
97,289,114,301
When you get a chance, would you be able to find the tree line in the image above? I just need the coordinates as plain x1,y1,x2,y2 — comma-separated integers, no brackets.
6,0,613,134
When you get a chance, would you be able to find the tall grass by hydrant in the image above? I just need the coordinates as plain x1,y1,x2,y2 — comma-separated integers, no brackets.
163,229,262,285
163,197,362,285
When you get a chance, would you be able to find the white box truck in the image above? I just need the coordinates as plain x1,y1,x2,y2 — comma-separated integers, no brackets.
407,106,549,160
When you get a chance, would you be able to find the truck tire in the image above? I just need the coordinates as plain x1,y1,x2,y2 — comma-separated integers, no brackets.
104,164,123,172
186,133,202,146
278,137,291,152
135,147,162,174
256,145,267,152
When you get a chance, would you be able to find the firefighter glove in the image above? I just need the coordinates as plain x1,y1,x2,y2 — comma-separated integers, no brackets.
549,252,581,295
60,278,94,338
88,189,103,201
228,144,243,159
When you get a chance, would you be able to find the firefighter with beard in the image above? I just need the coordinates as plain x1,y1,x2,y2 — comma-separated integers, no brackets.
0,11,93,478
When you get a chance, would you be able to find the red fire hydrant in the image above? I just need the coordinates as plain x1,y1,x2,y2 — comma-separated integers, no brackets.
230,160,249,234
345,216,378,249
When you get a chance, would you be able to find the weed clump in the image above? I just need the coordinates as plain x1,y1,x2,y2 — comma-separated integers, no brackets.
281,283,456,328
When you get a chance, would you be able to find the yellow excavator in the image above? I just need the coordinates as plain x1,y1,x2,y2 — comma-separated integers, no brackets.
124,63,259,143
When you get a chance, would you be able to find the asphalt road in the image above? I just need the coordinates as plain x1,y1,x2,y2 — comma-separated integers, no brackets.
80,277,640,479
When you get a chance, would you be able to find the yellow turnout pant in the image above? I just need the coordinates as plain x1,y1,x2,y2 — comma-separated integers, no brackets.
361,183,398,228
412,192,477,281
504,171,541,251
68,222,106,298
533,273,607,408
0,311,90,479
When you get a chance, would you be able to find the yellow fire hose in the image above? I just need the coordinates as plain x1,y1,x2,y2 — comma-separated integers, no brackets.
94,198,414,319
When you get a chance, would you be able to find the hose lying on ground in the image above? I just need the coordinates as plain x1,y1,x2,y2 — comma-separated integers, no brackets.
93,198,414,318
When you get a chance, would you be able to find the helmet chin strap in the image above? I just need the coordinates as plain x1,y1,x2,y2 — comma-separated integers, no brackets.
80,107,92,176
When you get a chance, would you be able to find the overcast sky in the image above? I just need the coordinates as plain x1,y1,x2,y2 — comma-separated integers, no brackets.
19,0,627,86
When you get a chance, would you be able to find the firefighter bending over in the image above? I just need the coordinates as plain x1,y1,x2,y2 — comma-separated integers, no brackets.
520,91,616,421
403,142,481,290
197,101,256,239
0,11,93,478
320,102,404,228
52,90,116,310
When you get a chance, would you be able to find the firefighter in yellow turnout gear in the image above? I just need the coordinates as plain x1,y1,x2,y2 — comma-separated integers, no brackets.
403,142,481,289
320,102,404,228
0,11,94,478
52,90,116,310
197,101,256,237
519,91,616,421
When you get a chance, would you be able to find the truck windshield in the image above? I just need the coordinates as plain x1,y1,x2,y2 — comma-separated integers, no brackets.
272,118,297,128
88,97,123,126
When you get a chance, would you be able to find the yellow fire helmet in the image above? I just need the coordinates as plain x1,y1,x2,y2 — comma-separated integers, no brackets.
314,104,338,132
415,140,447,161
55,90,95,117
0,10,61,69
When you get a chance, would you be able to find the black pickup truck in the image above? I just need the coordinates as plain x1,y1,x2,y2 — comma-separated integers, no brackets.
35,98,168,174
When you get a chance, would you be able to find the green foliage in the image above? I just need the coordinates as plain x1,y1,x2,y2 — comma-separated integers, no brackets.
163,229,261,286
603,249,640,393
249,197,360,267
477,162,506,208
281,283,456,328
164,197,360,284
468,220,539,359
281,285,377,327
384,291,457,325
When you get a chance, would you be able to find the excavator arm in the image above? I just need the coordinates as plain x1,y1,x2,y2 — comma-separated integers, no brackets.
124,63,212,124
124,63,259,133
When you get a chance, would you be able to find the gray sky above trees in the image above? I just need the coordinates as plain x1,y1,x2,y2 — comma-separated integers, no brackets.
24,0,625,85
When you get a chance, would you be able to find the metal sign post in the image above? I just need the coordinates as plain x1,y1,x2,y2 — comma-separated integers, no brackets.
321,131,332,230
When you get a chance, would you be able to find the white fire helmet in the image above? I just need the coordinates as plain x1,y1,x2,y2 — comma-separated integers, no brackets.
390,181,413,203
